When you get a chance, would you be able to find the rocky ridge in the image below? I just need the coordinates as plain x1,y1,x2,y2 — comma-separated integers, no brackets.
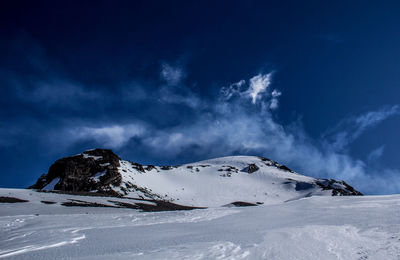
30,149,362,208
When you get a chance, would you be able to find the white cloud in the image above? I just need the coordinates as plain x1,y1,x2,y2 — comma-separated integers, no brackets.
220,73,281,110
44,68,400,195
328,105,400,151
367,145,385,162
14,78,102,107
158,86,202,109
160,63,185,85
220,79,246,101
247,73,272,104
355,105,399,130
72,124,145,148
269,89,282,110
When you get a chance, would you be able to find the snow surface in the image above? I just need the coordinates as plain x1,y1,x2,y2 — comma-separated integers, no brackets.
82,153,102,160
116,156,332,207
1,188,400,259
91,171,107,182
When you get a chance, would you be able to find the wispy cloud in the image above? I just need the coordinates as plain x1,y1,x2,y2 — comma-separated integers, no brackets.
65,72,399,195
326,105,400,151
160,62,185,86
219,72,281,112
367,145,385,162
269,89,282,110
158,85,202,109
247,73,272,104
17,79,101,106
3,44,400,195
71,124,146,149
220,79,246,101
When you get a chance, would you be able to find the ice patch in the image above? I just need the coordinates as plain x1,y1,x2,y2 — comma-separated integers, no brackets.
91,171,107,182
83,153,103,160
42,177,60,190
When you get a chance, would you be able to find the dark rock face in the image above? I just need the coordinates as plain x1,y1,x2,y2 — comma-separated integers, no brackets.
227,201,258,207
259,156,293,173
316,179,363,196
247,164,260,173
0,196,29,203
284,178,362,196
277,165,294,173
30,149,122,196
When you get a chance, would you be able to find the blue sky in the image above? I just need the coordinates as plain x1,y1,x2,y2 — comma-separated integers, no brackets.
1,1,400,194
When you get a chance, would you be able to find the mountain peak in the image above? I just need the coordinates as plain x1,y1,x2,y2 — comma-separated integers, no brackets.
30,149,362,207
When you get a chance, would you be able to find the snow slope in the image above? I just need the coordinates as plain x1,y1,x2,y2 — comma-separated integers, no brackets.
115,155,359,206
1,188,399,259
30,150,361,207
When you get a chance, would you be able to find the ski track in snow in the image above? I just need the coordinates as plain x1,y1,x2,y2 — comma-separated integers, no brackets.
1,190,400,259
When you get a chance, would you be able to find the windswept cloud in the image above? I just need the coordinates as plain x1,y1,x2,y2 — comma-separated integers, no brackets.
3,47,399,195
220,80,246,101
58,76,400,195
220,73,281,111
269,89,282,110
21,80,101,106
71,124,146,149
247,73,272,104
327,105,400,151
158,84,202,109
367,145,385,162
160,62,185,86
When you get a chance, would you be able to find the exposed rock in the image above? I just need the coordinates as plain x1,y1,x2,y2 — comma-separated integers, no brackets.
29,149,363,206
316,179,363,196
29,149,122,195
109,199,205,212
219,166,239,173
130,162,145,172
225,201,259,207
247,163,259,173
146,165,156,171
40,200,57,204
61,199,119,208
277,165,294,173
259,156,294,173
161,166,173,170
0,196,29,203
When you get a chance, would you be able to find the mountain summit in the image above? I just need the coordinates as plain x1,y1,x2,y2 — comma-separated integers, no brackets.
30,149,362,207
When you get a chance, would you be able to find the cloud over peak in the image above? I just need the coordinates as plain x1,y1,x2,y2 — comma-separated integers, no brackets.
71,124,145,149
2,49,400,195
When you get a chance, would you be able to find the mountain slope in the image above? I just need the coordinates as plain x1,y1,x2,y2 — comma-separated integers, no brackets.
30,149,361,207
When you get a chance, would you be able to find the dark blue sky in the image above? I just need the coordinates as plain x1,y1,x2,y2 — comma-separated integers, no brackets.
1,1,400,194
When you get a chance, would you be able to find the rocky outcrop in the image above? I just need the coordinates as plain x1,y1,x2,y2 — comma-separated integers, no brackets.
247,163,260,173
30,149,363,202
259,156,294,173
30,149,122,196
316,179,363,196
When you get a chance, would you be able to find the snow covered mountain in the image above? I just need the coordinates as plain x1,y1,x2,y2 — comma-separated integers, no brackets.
30,149,361,207
3,149,399,260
